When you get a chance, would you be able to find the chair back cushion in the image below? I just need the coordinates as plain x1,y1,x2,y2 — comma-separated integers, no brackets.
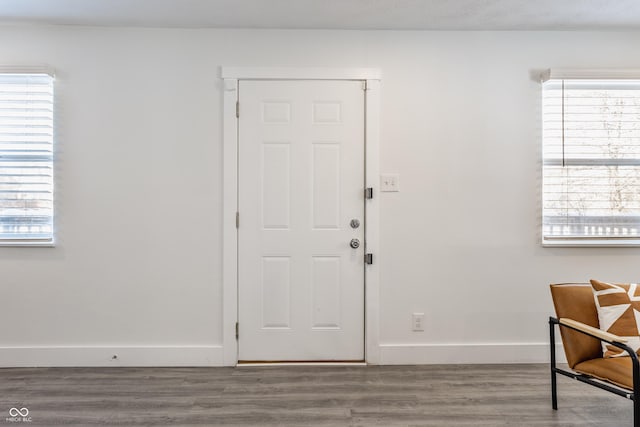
550,283,602,368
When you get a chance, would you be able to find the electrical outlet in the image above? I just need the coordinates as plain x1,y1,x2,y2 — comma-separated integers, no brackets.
380,173,400,192
412,313,425,331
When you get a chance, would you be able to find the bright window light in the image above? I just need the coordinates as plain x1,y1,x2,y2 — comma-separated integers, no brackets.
0,73,54,244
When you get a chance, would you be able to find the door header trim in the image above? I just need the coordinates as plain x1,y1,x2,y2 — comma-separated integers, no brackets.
221,67,381,81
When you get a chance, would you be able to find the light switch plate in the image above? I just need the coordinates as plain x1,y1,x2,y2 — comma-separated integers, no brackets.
380,173,400,192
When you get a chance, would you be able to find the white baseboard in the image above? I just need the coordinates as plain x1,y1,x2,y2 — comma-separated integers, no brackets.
378,343,567,365
0,343,567,367
0,345,224,367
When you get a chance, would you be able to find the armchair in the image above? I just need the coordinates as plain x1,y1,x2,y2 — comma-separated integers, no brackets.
549,283,640,426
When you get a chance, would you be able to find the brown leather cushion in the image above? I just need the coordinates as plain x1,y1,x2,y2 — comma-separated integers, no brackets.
574,357,633,390
550,283,602,368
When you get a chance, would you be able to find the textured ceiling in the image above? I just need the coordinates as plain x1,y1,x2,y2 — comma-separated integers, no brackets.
0,0,639,30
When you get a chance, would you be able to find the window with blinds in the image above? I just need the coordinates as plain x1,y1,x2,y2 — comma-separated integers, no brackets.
543,75,640,244
0,73,54,244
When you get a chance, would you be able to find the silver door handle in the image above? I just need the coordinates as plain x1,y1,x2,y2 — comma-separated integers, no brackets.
350,239,360,249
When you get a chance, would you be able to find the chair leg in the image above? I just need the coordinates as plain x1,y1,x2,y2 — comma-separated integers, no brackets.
550,318,558,410
634,362,640,427
632,351,640,427
551,368,558,410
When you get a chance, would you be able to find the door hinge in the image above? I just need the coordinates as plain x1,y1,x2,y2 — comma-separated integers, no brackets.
235,322,239,340
365,253,373,265
362,80,368,91
235,101,239,118
235,212,239,228
365,187,373,199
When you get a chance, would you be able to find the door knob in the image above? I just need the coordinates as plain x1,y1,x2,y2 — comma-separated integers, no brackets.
350,238,360,249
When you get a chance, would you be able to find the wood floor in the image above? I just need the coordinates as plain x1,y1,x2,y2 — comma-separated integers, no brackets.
0,364,632,426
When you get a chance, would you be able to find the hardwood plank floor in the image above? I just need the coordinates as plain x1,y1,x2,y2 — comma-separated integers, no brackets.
0,364,632,426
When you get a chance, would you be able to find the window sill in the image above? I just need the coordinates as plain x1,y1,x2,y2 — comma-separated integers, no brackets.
0,241,55,248
542,238,640,247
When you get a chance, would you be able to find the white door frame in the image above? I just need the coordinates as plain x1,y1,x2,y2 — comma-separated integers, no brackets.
221,67,381,366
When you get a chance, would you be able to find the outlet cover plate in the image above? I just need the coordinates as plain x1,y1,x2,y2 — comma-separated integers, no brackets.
412,313,425,331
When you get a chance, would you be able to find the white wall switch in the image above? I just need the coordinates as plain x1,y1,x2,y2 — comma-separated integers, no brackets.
380,173,400,192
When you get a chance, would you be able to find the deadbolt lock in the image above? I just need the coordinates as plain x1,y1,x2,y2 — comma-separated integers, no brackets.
350,219,360,229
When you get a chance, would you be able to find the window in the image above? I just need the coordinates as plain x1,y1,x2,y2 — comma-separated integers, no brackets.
542,70,640,245
0,72,54,244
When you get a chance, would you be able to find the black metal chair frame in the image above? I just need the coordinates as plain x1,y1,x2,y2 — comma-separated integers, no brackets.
550,316,640,426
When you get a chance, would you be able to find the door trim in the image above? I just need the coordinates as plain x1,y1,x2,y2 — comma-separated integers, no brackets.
222,67,381,366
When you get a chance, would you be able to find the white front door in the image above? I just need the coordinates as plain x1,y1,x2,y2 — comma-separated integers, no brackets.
238,80,365,361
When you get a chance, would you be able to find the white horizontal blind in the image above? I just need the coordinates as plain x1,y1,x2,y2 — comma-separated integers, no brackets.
543,79,640,240
0,73,54,243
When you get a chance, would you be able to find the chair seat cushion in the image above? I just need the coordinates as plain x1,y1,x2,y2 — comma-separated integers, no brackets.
574,356,634,390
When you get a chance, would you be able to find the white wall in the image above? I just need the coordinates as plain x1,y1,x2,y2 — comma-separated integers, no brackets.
2,24,640,366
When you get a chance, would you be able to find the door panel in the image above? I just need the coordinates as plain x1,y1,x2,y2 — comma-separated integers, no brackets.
238,80,365,361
